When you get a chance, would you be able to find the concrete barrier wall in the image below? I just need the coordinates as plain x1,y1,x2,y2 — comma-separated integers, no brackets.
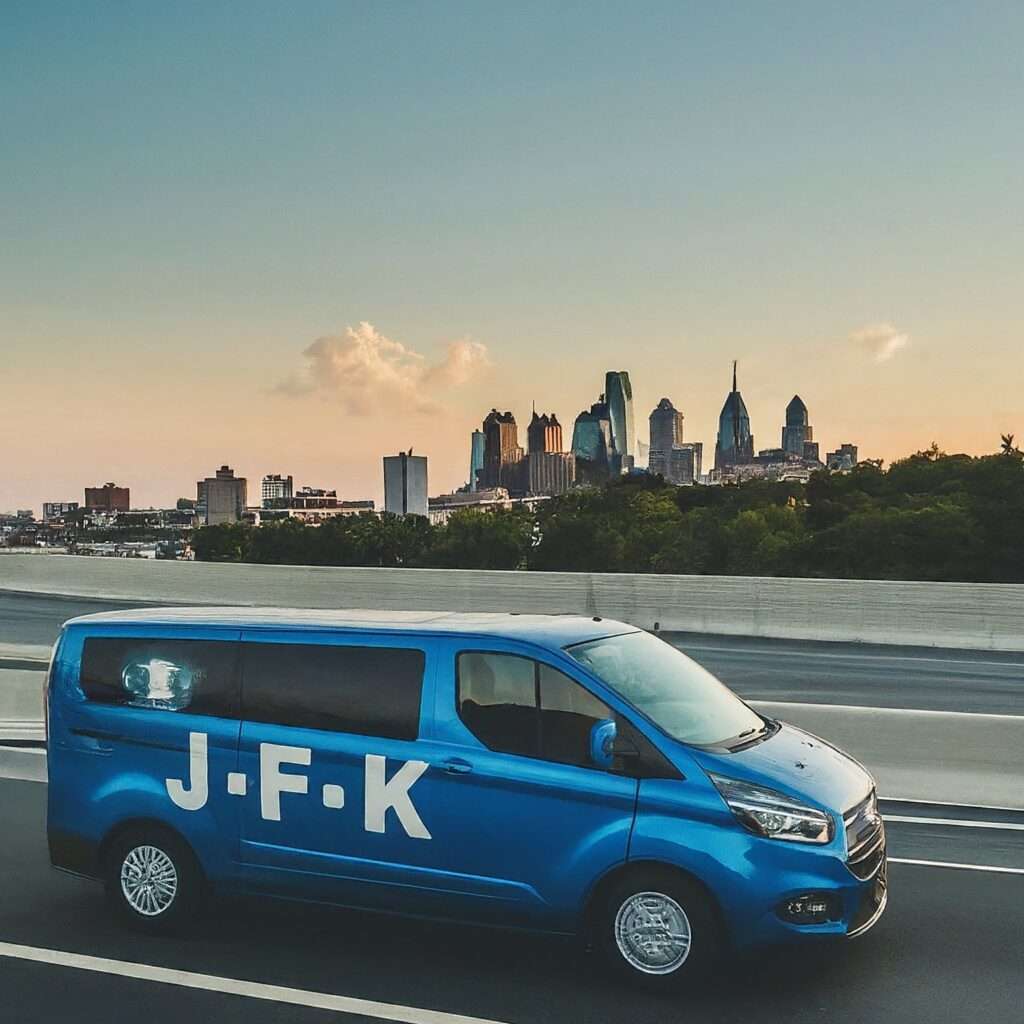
2,552,1024,650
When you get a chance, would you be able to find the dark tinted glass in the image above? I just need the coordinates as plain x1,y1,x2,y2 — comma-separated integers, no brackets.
241,642,424,739
457,652,616,768
80,637,238,717
457,652,539,758
538,663,613,767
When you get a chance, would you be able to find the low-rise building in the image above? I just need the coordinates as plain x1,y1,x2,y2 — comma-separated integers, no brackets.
42,501,79,522
261,474,294,507
428,487,512,525
84,483,130,512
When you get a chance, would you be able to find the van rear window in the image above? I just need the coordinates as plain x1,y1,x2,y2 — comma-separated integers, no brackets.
240,643,425,740
80,638,238,716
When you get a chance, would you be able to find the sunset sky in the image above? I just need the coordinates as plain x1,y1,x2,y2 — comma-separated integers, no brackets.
2,2,1022,512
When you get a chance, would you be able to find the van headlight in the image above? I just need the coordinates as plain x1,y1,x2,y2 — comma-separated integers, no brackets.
709,774,834,844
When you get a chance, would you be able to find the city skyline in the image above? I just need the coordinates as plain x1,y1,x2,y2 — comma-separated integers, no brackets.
3,4,1023,511
7,367,851,516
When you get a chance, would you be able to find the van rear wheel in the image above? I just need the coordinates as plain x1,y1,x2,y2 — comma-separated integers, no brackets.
104,827,201,934
595,869,722,990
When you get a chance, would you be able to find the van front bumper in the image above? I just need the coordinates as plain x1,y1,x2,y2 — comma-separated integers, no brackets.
726,844,888,949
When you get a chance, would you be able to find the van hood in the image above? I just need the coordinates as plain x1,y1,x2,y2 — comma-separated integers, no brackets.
688,720,873,815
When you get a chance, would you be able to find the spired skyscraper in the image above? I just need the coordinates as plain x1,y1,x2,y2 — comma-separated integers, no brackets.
714,361,755,471
604,370,636,474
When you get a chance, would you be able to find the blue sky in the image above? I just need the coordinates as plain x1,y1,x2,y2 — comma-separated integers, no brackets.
2,2,1022,508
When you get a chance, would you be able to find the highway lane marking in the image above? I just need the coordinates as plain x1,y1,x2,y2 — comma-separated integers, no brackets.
751,699,1024,720
884,795,1024,812
889,858,1024,875
674,643,1024,670
884,814,1024,832
0,941,511,1024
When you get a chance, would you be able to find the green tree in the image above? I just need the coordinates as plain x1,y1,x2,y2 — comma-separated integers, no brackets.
428,508,533,569
192,523,252,562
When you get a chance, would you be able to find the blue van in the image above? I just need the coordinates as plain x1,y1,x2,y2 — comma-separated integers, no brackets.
46,608,886,988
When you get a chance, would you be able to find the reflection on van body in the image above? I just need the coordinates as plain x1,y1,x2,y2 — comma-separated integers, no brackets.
46,608,886,988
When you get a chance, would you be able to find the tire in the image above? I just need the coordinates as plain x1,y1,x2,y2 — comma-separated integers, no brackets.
594,868,722,990
103,827,202,934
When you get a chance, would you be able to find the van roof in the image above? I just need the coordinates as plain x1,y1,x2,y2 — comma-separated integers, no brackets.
63,607,640,649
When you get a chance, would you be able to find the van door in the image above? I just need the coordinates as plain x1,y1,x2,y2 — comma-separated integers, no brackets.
411,646,644,930
235,630,442,909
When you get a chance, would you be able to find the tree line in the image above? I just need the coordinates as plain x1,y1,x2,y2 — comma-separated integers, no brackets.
192,445,1024,582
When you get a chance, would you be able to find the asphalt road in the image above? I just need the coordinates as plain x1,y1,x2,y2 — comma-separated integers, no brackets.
0,776,1022,1024
2,590,1023,714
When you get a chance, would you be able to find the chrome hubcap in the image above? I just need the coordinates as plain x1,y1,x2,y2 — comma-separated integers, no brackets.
120,845,178,917
614,891,692,974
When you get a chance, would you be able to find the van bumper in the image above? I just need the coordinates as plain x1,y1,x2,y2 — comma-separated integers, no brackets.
728,851,888,950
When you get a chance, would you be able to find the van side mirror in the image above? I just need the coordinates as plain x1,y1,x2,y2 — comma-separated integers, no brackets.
590,719,617,769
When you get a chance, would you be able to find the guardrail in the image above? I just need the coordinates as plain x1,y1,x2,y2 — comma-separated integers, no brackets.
3,551,1024,651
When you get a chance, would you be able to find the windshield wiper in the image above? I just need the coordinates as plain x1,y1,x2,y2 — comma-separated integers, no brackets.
724,718,776,752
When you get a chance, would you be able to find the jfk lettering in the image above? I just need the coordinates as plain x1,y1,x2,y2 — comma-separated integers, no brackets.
165,732,432,840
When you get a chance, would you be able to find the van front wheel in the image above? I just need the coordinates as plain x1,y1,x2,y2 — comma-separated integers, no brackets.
104,828,201,933
595,870,721,989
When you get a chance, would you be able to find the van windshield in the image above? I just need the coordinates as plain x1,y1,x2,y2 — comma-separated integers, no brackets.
567,631,765,747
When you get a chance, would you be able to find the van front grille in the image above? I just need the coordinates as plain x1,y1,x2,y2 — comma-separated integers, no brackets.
844,790,886,880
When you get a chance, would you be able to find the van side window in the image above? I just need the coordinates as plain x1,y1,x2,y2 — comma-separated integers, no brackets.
457,652,539,758
241,643,424,740
538,664,613,767
457,652,615,768
80,638,238,717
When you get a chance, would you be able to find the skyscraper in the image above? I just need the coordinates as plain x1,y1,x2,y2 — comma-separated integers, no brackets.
527,451,576,496
571,401,613,472
781,396,813,457
468,430,485,491
714,361,755,471
605,371,636,473
527,411,563,454
649,398,685,454
480,410,524,490
648,398,700,484
383,451,428,517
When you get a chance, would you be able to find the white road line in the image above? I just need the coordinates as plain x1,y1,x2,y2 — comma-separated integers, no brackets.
884,795,1024,813
0,941,510,1024
889,857,1024,876
677,643,1024,670
751,699,1024,720
884,815,1024,831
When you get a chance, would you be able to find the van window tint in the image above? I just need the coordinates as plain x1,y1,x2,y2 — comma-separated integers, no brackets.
80,638,238,716
538,664,613,767
457,652,615,768
458,652,539,758
241,642,424,740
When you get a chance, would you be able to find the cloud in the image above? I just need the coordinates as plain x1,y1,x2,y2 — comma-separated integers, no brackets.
274,321,490,414
849,323,910,363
